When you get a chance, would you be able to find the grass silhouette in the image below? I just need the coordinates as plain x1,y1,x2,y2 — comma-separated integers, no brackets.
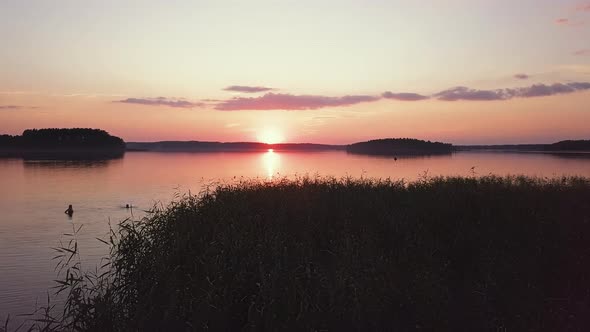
16,175,590,331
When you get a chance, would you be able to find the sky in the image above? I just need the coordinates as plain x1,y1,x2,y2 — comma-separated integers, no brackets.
1,0,590,144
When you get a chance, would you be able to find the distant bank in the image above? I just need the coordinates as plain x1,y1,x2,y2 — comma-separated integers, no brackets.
457,140,590,153
126,138,452,155
0,128,126,159
1,128,588,159
126,141,345,152
127,138,590,156
126,139,451,155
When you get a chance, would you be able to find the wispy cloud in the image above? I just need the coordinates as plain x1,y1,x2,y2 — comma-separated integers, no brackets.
574,49,590,56
552,4,590,29
0,91,34,95
554,17,584,26
215,93,379,111
434,82,590,101
0,105,39,110
514,73,530,80
434,87,506,101
115,80,590,112
0,91,126,98
223,85,275,93
0,105,22,110
381,91,429,101
516,83,587,97
58,93,126,98
555,18,571,24
116,97,203,108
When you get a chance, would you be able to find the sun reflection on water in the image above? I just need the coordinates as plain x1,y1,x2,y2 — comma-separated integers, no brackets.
261,149,281,179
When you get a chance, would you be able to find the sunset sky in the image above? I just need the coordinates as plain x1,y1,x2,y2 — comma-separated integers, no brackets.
1,0,590,144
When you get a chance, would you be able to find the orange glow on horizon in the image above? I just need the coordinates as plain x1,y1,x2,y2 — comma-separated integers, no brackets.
257,128,285,144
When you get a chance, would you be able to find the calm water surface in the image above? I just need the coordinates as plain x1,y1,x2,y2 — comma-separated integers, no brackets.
1,150,590,320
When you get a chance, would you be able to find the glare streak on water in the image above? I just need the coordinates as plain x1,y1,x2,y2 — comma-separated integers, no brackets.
1,150,590,321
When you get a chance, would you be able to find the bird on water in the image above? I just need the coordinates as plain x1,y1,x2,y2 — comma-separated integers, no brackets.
64,204,74,216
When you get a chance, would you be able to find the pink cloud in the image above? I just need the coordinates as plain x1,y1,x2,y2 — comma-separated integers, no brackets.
576,3,590,11
574,49,590,56
381,92,429,101
224,85,275,93
116,97,203,108
0,105,23,110
434,82,590,101
215,93,379,111
114,80,590,112
555,18,570,24
434,87,506,101
0,105,39,110
554,17,585,26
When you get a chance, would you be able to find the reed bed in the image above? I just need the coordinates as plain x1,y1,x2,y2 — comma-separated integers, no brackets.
15,175,590,331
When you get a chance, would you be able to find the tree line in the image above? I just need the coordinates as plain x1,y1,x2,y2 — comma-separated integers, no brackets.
347,138,454,156
0,128,125,149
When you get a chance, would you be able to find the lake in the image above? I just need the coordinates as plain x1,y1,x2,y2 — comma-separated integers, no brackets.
1,150,590,320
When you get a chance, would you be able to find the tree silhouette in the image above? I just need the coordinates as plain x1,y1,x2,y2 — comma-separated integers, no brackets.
347,138,453,156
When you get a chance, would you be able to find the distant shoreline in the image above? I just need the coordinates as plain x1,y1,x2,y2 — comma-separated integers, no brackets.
457,149,590,154
125,139,590,156
1,128,589,158
125,141,346,153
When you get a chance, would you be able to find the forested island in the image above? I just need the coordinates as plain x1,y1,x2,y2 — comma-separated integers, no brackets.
548,140,590,151
0,128,126,159
347,138,454,156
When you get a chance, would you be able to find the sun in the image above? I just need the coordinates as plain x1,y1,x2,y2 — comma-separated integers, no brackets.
257,128,285,144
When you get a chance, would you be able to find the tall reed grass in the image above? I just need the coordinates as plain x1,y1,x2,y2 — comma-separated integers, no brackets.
12,175,590,331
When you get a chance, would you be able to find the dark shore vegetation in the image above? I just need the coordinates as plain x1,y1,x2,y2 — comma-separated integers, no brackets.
18,176,590,331
126,138,590,154
0,129,125,159
347,138,453,156
457,139,590,152
549,140,590,151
